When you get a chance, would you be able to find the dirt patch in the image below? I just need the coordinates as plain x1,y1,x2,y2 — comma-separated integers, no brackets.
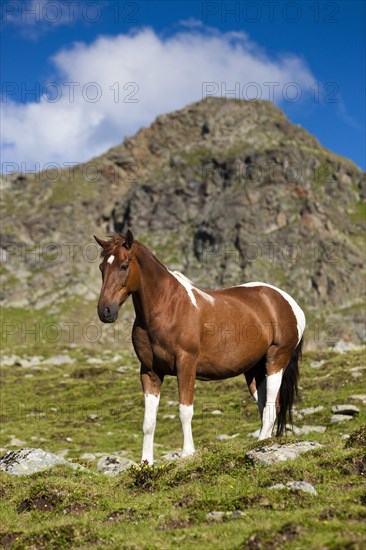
158,518,193,531
106,508,142,523
242,522,303,549
62,503,92,515
0,532,22,548
22,525,75,549
17,493,59,513
346,426,366,448
71,367,107,379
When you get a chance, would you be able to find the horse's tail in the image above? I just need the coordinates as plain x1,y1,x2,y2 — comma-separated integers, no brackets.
276,337,303,437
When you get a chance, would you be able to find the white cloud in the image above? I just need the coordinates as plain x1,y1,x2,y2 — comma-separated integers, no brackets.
1,26,315,171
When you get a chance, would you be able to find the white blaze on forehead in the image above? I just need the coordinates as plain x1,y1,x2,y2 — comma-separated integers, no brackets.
240,282,306,344
107,255,115,265
169,270,214,307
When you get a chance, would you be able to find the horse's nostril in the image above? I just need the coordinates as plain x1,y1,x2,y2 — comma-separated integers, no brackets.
105,306,111,316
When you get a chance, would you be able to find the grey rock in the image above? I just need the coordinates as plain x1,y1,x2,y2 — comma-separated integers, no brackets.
350,394,366,405
296,406,324,416
216,433,239,441
330,414,353,423
96,453,136,476
55,449,69,458
161,451,182,461
310,360,325,369
116,366,129,373
334,340,358,353
247,429,261,438
9,437,27,447
80,452,97,460
332,404,360,416
270,481,318,495
246,441,323,466
0,355,20,367
0,448,78,476
44,354,74,365
206,510,245,521
351,371,362,378
292,425,326,435
86,358,102,365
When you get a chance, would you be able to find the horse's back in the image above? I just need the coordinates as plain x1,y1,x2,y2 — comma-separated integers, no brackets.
209,281,305,346
239,282,305,344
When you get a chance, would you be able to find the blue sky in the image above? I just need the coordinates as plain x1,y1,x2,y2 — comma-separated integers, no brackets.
1,0,365,171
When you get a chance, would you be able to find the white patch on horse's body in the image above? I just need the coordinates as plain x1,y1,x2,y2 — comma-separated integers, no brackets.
169,270,214,307
258,370,283,440
107,255,115,265
252,382,266,418
240,282,306,344
179,403,195,457
194,287,215,304
142,393,160,463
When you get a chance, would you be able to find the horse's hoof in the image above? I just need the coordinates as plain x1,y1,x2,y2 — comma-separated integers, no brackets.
181,450,195,459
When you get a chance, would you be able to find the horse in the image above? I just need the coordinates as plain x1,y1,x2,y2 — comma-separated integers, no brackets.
94,230,306,464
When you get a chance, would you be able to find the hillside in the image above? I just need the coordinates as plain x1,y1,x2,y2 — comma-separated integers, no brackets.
1,98,365,350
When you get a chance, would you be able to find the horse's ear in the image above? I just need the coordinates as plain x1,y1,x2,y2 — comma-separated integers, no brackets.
94,235,108,248
123,229,134,249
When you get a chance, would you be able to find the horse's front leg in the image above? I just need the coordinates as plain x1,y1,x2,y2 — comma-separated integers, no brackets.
177,354,197,458
140,369,163,464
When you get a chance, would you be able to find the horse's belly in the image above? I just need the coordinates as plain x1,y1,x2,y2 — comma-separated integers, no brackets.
196,324,269,380
196,352,261,381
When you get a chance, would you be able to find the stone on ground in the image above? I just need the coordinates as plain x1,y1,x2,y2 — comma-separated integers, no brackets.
246,441,323,466
331,404,360,416
0,448,77,476
270,481,318,495
96,452,136,475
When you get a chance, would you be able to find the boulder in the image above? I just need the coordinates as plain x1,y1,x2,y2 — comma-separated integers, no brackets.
96,452,136,476
270,481,318,495
246,441,323,466
0,448,78,476
292,425,326,435
330,414,353,424
331,404,360,416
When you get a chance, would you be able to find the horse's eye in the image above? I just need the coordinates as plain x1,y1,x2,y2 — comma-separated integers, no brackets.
120,264,128,271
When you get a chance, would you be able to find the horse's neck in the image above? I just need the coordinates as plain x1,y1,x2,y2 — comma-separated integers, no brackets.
132,242,174,324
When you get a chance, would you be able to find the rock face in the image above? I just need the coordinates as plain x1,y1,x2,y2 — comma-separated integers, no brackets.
0,448,76,476
246,441,323,466
1,98,365,348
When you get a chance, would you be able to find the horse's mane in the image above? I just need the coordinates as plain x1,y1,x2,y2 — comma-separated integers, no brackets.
100,233,126,258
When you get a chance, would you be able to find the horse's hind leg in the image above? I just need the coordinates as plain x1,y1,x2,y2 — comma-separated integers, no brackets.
258,345,292,440
245,359,266,421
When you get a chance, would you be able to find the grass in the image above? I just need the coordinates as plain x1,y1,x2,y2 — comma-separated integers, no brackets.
0,345,365,549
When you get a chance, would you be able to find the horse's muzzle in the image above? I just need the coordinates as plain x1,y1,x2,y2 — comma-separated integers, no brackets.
98,302,119,323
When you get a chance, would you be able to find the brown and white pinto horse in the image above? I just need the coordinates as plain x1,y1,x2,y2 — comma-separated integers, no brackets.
95,231,306,464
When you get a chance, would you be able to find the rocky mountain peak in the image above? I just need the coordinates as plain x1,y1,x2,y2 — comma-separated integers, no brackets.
1,99,365,348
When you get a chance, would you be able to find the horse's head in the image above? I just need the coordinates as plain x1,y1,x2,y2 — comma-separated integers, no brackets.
94,230,140,323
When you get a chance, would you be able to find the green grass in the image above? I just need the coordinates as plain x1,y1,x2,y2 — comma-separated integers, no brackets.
0,346,365,549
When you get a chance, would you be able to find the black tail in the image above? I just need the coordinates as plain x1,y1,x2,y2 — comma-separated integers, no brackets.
276,337,303,437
